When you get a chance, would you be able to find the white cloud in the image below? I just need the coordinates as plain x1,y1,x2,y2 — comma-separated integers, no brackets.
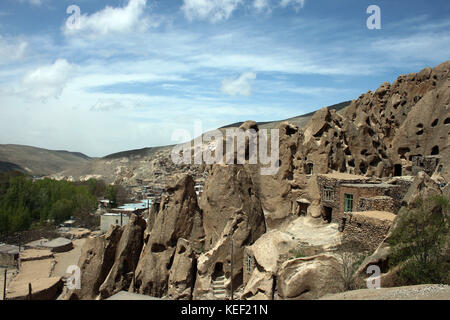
91,99,127,112
0,35,27,63
221,72,256,96
63,0,150,38
181,0,243,23
16,0,42,6
280,0,305,12
253,0,271,13
21,59,74,101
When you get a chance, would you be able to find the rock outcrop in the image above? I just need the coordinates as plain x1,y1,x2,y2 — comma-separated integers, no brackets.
99,214,146,298
241,230,297,300
275,254,341,300
193,164,266,299
68,225,123,300
134,174,204,297
167,238,197,300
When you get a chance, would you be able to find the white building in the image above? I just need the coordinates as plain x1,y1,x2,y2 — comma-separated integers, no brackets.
100,213,130,232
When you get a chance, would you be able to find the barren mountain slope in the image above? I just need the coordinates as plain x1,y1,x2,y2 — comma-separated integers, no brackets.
0,144,91,176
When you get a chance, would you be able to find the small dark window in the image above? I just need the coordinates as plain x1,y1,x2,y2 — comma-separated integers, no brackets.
394,164,402,177
431,146,439,155
431,119,438,127
305,163,314,175
344,194,354,213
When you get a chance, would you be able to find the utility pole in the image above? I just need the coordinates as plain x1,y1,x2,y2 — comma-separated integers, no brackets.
230,238,233,301
3,269,7,300
28,283,32,300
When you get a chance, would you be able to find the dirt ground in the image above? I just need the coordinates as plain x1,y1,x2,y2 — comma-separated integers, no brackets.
5,259,56,299
321,284,450,300
1,238,85,300
52,238,85,278
0,267,18,300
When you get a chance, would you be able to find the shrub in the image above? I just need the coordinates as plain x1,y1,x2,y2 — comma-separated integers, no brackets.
388,195,450,285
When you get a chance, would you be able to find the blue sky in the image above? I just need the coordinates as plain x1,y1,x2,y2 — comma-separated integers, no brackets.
0,0,449,157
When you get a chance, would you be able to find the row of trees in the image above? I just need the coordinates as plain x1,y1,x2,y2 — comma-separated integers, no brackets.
0,174,113,235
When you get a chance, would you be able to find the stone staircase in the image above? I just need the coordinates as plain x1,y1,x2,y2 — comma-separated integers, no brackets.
212,275,226,299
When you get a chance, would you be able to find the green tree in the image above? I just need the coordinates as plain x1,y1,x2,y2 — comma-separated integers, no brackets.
388,195,450,285
105,185,118,207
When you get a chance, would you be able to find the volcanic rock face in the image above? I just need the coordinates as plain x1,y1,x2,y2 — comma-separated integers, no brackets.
99,214,146,298
68,225,123,300
193,164,266,299
134,174,204,297
275,254,341,300
241,230,297,300
402,171,443,207
167,238,197,300
343,61,449,177
258,61,449,228
258,122,304,227
200,164,266,251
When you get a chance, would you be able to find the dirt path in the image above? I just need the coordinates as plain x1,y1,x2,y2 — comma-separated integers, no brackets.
52,238,85,278
321,284,450,300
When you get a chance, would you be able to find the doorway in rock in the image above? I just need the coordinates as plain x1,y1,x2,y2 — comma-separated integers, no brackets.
394,164,402,176
322,206,332,223
298,203,309,216
213,262,224,279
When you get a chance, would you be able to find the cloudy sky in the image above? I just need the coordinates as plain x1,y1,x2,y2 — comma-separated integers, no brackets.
0,0,449,157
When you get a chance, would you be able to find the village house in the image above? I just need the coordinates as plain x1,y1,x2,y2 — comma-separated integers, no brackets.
317,172,415,251
100,199,151,232
100,213,131,232
411,155,441,176
316,173,370,223
0,244,20,267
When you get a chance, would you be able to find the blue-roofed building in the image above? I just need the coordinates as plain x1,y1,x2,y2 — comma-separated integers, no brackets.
110,199,152,215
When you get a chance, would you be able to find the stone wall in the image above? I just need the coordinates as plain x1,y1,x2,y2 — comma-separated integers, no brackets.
0,252,19,267
357,196,396,213
340,184,401,216
342,212,394,253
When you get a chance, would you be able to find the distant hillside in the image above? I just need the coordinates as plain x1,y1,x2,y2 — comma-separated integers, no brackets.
103,146,172,160
0,144,92,176
51,101,352,185
220,101,351,130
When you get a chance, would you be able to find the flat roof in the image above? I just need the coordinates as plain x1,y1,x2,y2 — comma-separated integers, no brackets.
352,211,396,222
341,183,398,188
45,237,72,248
0,244,20,254
102,213,129,217
318,172,369,180
116,199,151,211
